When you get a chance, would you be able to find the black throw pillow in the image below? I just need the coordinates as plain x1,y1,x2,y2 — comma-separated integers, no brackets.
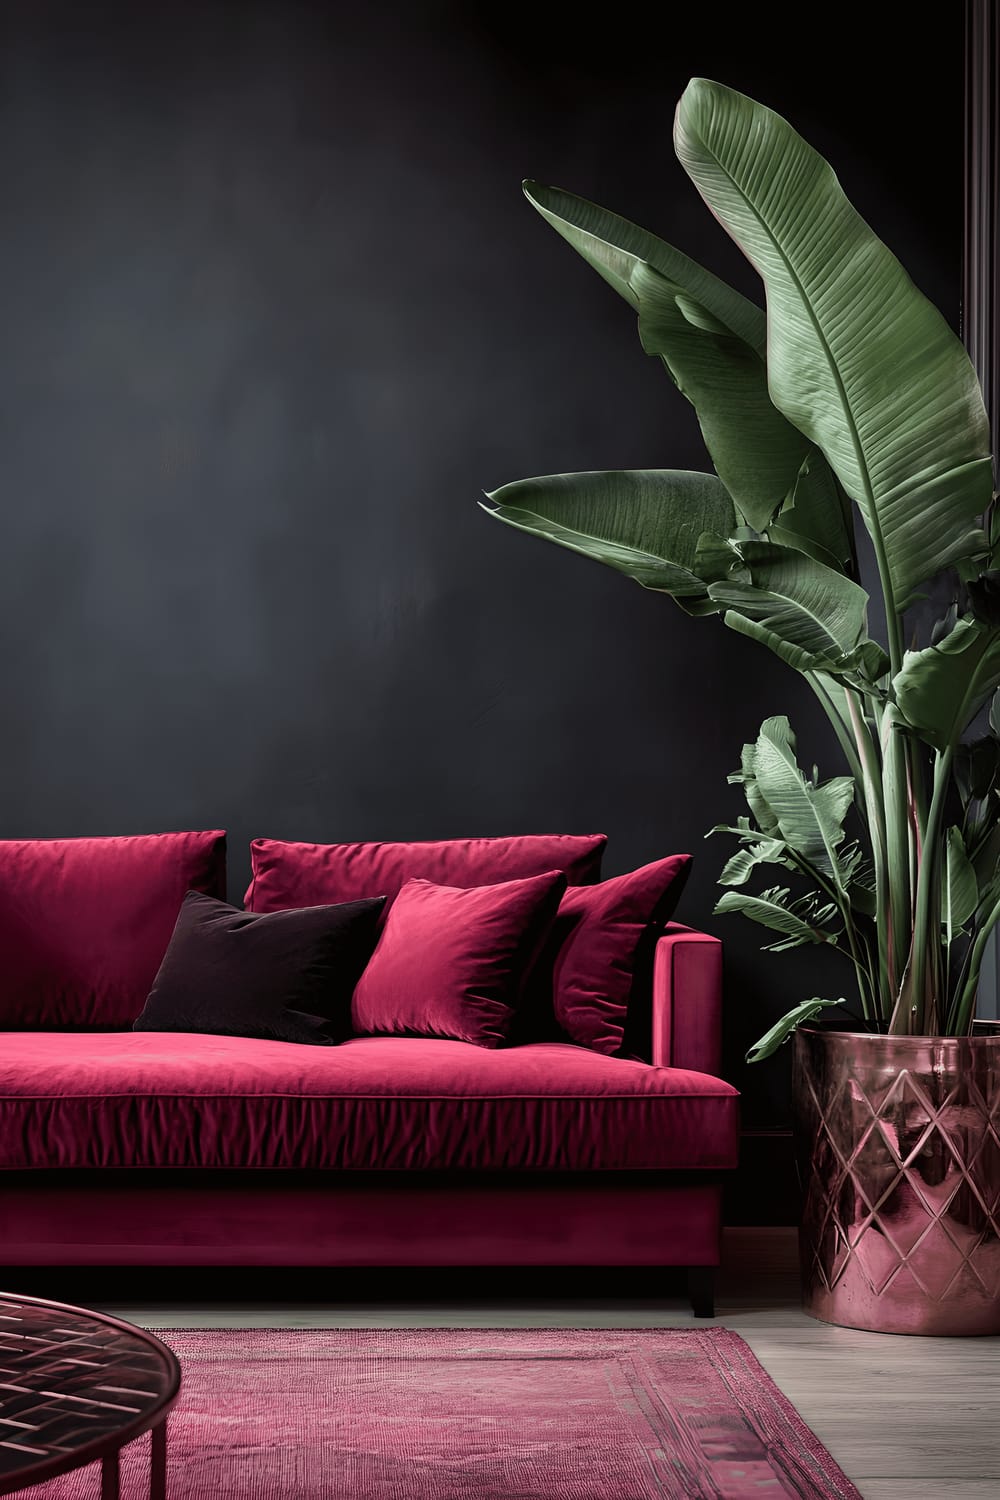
133,889,386,1045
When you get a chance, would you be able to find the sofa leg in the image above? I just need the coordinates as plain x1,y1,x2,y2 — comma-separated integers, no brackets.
687,1266,716,1318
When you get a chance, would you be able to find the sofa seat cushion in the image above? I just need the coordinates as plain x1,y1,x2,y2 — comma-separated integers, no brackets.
0,1033,739,1173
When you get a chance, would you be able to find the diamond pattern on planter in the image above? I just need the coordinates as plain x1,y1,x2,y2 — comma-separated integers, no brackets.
794,1029,1000,1333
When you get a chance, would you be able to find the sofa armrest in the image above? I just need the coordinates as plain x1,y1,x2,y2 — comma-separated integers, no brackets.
651,923,723,1074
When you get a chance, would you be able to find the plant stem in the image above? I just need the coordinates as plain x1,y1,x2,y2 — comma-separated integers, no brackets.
950,890,1000,1035
861,527,913,1015
845,691,891,1024
804,672,867,796
783,846,876,1021
948,927,979,1033
905,747,954,1033
881,707,914,1018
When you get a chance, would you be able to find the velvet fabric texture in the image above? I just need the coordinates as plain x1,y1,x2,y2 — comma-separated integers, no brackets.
0,830,227,1029
245,833,606,912
543,854,693,1055
21,1328,864,1499
351,872,567,1046
134,890,385,1045
0,1032,740,1172
1,1179,726,1269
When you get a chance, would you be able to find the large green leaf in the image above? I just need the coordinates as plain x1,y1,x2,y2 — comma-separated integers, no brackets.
717,837,792,887
481,469,734,601
746,997,845,1064
769,451,856,573
724,608,850,678
954,736,1000,806
693,531,750,586
730,742,781,838
674,79,993,612
742,716,855,883
956,739,1000,892
893,618,1000,751
522,181,854,561
714,885,841,948
630,260,847,539
707,540,870,673
943,826,978,943
971,816,1000,907
522,180,765,346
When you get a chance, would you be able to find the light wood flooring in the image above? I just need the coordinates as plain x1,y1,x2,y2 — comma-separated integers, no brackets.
67,1228,1000,1499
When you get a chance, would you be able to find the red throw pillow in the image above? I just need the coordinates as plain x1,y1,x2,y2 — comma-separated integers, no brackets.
245,834,606,913
351,871,567,1048
0,830,227,1029
547,854,692,1056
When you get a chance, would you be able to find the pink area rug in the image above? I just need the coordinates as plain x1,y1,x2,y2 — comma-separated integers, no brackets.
22,1327,861,1499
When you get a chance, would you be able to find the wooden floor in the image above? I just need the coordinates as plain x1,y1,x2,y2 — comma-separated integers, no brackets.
67,1228,1000,1500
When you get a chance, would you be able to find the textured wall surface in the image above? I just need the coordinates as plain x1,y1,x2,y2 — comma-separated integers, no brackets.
0,0,962,1128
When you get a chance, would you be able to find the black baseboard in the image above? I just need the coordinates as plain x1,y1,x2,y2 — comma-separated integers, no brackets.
4,1264,698,1307
724,1129,800,1226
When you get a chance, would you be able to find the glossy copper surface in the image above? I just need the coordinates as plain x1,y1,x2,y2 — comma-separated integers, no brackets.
793,1027,1000,1335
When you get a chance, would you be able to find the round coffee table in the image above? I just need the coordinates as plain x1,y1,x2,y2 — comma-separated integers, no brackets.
0,1293,180,1498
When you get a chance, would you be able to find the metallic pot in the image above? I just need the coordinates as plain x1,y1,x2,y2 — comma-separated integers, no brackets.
793,1024,1000,1335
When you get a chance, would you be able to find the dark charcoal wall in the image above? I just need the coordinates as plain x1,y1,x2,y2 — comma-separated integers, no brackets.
0,1,963,1138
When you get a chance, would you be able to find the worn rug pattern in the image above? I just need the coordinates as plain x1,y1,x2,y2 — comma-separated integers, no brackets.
22,1326,861,1499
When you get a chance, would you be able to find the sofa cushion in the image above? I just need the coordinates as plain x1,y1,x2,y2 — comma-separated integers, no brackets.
549,854,693,1056
0,1033,739,1172
245,834,606,913
134,891,386,1046
351,873,566,1047
0,831,227,1029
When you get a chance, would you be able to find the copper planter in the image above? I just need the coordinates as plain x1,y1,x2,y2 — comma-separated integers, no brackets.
793,1026,1000,1335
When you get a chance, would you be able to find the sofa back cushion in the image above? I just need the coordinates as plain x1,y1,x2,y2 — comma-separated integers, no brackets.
351,872,567,1048
523,854,692,1056
245,834,606,913
0,830,227,1029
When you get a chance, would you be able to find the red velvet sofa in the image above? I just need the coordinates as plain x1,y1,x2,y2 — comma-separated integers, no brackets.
0,833,738,1316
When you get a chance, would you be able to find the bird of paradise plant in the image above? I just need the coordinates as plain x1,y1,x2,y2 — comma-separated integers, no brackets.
482,78,999,1060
